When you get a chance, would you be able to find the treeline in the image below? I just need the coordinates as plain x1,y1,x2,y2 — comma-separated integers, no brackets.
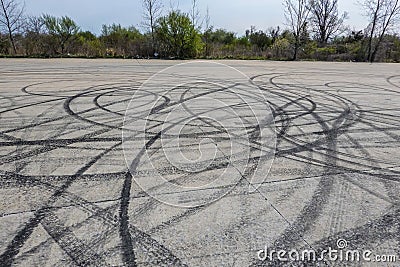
1,0,400,62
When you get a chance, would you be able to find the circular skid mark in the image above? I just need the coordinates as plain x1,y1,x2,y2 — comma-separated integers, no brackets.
2,62,400,266
123,62,276,207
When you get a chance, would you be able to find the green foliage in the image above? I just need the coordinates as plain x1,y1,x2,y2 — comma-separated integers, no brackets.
209,29,236,45
101,24,141,40
42,15,80,54
0,34,10,54
315,46,337,60
156,11,203,58
236,36,250,47
1,8,400,62
100,24,143,57
303,40,318,58
75,31,104,57
271,38,291,59
77,31,97,42
247,29,272,51
391,37,400,62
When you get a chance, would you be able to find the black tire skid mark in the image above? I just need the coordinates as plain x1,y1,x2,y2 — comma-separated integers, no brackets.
2,68,396,266
339,137,400,259
344,134,400,202
21,80,141,98
0,137,122,147
326,80,400,96
269,112,342,254
0,84,136,138
19,82,138,133
6,92,115,265
40,210,109,266
15,93,74,175
15,205,119,266
120,80,268,264
1,85,134,168
1,170,118,266
387,75,400,89
297,207,400,266
119,171,137,267
179,87,265,254
253,72,400,266
122,83,241,234
180,79,341,264
64,89,128,131
122,82,236,266
2,82,188,266
273,126,316,206
0,142,121,266
250,73,358,266
140,103,400,189
0,81,141,264
2,155,186,266
338,85,400,257
0,125,116,166
93,90,134,117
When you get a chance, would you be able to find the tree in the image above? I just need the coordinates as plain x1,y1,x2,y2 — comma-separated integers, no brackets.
210,28,236,45
142,0,162,54
268,26,281,44
156,10,203,58
246,26,273,51
42,15,80,54
202,6,212,57
75,31,104,58
190,0,201,29
309,0,348,45
362,0,400,62
284,0,311,60
25,15,44,34
0,0,24,54
100,24,143,57
23,15,46,55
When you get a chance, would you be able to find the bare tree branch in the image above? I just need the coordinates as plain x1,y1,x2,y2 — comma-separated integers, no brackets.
0,0,24,54
25,15,45,34
142,0,162,54
190,0,201,29
284,0,311,60
309,0,348,45
362,0,400,62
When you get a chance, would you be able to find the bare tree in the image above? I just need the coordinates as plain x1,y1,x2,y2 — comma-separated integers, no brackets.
362,0,400,62
190,0,201,29
25,15,45,34
203,6,212,57
309,0,348,45
142,0,162,54
24,15,45,56
284,0,311,60
204,6,211,32
268,26,281,44
0,0,24,54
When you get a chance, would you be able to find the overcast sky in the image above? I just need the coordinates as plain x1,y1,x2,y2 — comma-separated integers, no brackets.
24,0,367,35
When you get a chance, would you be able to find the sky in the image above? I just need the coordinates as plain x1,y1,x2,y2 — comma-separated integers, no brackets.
23,0,368,36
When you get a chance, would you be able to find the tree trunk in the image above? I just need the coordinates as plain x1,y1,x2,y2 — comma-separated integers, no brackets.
61,42,65,55
293,39,299,61
1,0,17,54
8,29,17,54
367,33,375,62
367,1,380,62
